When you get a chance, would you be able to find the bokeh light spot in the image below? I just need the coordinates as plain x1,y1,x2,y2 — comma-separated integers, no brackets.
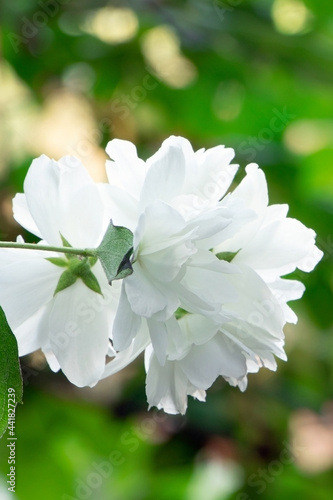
141,26,197,88
272,0,313,35
82,7,139,45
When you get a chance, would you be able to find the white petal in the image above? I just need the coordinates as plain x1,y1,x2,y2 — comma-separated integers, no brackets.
270,277,305,302
141,243,194,283
165,316,189,359
112,283,142,351
14,304,49,356
182,205,233,244
124,262,171,317
177,283,217,316
232,163,268,212
179,252,239,313
102,322,150,379
97,184,138,232
297,243,323,273
264,204,289,221
22,155,70,245
47,281,111,387
23,154,105,247
147,318,168,365
213,168,268,253
181,335,247,389
145,348,189,415
221,322,287,365
195,144,237,201
134,201,189,255
178,314,219,348
105,139,148,199
59,183,106,248
212,195,256,249
235,218,322,280
223,264,285,338
12,193,42,238
139,138,186,211
0,254,62,329
42,347,61,372
268,278,305,324
134,203,198,285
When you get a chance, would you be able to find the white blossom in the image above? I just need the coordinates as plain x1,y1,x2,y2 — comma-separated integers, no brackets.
102,136,253,371
102,139,323,414
0,136,323,415
0,155,120,387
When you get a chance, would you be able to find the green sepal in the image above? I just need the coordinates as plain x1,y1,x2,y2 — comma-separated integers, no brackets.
68,258,91,277
60,233,76,260
215,249,240,262
96,221,134,283
46,257,68,267
175,307,189,320
0,306,23,439
54,270,78,296
50,252,103,297
88,255,98,267
80,271,103,295
60,234,72,248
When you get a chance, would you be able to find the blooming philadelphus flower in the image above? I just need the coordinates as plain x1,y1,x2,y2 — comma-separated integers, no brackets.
0,136,323,415
100,138,253,346
143,163,323,413
0,155,121,387
100,136,323,414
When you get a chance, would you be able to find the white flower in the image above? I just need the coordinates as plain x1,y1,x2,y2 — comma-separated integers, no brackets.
1,136,322,415
142,164,323,413
102,142,323,414
0,155,120,387
102,136,256,366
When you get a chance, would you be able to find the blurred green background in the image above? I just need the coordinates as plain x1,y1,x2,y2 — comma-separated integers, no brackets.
0,0,333,499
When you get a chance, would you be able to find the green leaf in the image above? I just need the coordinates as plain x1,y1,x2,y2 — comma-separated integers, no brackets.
53,270,78,295
215,249,240,262
46,257,68,267
0,306,23,439
116,247,135,280
96,221,134,283
80,271,103,295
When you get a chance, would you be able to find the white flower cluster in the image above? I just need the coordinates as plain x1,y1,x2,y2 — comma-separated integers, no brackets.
0,137,323,414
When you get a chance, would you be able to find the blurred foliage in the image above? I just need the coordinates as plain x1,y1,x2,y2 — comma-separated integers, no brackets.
0,0,333,499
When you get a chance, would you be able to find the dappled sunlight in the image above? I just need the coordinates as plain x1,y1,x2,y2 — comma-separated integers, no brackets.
141,26,197,88
284,119,333,155
186,458,243,500
0,61,38,176
28,90,107,182
82,7,139,45
289,404,333,474
272,0,313,35
0,62,106,182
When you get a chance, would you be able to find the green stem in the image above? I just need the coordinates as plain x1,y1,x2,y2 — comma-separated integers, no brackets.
0,241,97,258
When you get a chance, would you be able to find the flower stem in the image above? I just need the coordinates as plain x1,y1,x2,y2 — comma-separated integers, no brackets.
0,241,97,258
